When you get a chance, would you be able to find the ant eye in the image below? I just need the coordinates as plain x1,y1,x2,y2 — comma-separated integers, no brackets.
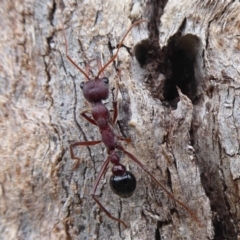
80,82,85,89
103,77,109,85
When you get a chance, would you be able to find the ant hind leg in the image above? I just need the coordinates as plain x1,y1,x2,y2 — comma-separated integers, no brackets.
91,155,128,228
117,145,202,227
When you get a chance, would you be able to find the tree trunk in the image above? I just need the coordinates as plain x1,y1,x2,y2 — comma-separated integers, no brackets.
1,0,240,239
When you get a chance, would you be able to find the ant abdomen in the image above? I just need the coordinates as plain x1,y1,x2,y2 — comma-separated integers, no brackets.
110,171,137,198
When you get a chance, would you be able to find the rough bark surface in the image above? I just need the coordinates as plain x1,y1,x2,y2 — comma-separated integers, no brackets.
1,0,240,239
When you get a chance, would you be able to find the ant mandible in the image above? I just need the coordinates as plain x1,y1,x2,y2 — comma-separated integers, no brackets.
62,19,201,228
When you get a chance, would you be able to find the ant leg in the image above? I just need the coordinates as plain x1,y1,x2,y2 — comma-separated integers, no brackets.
112,101,118,125
81,109,97,126
70,140,101,160
117,145,202,227
91,156,128,228
112,71,121,124
113,72,132,144
70,141,127,226
61,24,90,80
117,136,131,143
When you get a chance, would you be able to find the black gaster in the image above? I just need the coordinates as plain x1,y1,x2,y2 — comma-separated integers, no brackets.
110,171,137,198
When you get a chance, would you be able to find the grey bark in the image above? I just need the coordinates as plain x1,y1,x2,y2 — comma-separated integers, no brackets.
0,0,239,239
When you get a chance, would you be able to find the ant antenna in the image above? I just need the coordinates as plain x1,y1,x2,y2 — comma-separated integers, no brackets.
57,1,90,79
61,22,90,81
96,19,147,78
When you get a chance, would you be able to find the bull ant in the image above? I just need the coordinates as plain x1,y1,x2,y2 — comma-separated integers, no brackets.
62,20,201,228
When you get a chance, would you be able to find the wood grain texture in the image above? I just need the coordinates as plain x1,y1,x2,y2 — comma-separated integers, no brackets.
1,0,240,239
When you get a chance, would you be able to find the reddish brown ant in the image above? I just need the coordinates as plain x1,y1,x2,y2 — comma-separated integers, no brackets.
62,20,201,228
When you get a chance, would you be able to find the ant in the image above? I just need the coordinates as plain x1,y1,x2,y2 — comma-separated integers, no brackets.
62,19,201,228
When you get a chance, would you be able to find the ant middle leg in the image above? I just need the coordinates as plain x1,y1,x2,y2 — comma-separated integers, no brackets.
70,140,101,160
117,136,131,143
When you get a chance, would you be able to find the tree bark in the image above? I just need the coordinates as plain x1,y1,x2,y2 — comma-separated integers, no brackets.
1,0,240,239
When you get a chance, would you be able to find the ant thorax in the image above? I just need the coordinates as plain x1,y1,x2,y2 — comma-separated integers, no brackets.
92,102,110,129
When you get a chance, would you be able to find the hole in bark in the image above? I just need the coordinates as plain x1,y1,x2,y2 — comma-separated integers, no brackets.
134,39,151,66
163,34,204,104
155,222,161,240
213,218,225,240
166,168,172,189
79,225,85,232
189,126,195,145
200,171,236,239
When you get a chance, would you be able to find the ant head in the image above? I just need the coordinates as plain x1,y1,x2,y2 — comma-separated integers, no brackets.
80,77,109,103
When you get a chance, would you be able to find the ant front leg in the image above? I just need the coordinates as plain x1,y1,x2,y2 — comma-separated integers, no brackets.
113,72,131,144
80,109,97,126
91,155,128,228
112,71,121,124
